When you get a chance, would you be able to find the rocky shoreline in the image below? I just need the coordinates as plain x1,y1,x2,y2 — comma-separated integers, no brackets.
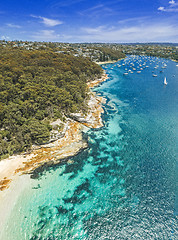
0,73,108,191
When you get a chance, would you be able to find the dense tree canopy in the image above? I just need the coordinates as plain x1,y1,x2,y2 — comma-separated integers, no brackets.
0,47,103,159
97,47,125,62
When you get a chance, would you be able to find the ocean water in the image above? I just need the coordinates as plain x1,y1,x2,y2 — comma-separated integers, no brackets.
2,56,178,239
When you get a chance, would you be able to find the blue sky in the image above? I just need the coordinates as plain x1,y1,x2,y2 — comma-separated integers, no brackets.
0,0,178,42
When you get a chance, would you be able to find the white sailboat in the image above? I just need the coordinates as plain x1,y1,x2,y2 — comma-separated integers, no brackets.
164,77,168,85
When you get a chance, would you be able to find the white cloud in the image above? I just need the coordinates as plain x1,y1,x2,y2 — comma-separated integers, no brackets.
158,7,178,12
79,23,178,43
31,15,63,27
6,23,21,28
118,16,149,25
79,4,115,18
1,35,10,40
158,7,165,11
169,0,175,5
40,17,63,27
29,20,178,43
158,1,178,12
81,26,105,34
51,0,85,8
32,30,60,41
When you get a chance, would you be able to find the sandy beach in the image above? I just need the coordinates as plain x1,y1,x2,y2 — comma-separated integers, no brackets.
0,174,30,239
95,60,118,65
0,73,108,195
0,73,108,190
0,72,108,236
95,58,125,65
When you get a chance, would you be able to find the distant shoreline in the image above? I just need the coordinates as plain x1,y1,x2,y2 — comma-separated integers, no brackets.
95,58,125,65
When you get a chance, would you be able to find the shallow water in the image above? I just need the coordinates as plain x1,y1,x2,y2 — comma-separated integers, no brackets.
2,56,178,239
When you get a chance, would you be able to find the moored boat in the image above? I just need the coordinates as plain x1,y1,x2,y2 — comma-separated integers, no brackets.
164,77,168,85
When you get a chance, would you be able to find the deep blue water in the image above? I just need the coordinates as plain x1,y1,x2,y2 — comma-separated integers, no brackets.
3,56,178,239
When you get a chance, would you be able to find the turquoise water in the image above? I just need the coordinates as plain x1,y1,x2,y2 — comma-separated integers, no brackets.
3,56,178,239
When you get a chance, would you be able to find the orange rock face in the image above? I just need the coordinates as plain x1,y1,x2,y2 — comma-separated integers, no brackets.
0,73,108,191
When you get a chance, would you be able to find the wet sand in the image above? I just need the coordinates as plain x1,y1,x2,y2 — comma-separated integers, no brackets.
0,73,108,192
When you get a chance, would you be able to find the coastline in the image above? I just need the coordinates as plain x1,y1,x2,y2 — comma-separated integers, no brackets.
0,73,108,192
95,58,125,65
96,60,118,65
0,72,108,236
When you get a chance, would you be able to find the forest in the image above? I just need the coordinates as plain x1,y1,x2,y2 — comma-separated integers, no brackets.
0,47,103,159
97,46,125,62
